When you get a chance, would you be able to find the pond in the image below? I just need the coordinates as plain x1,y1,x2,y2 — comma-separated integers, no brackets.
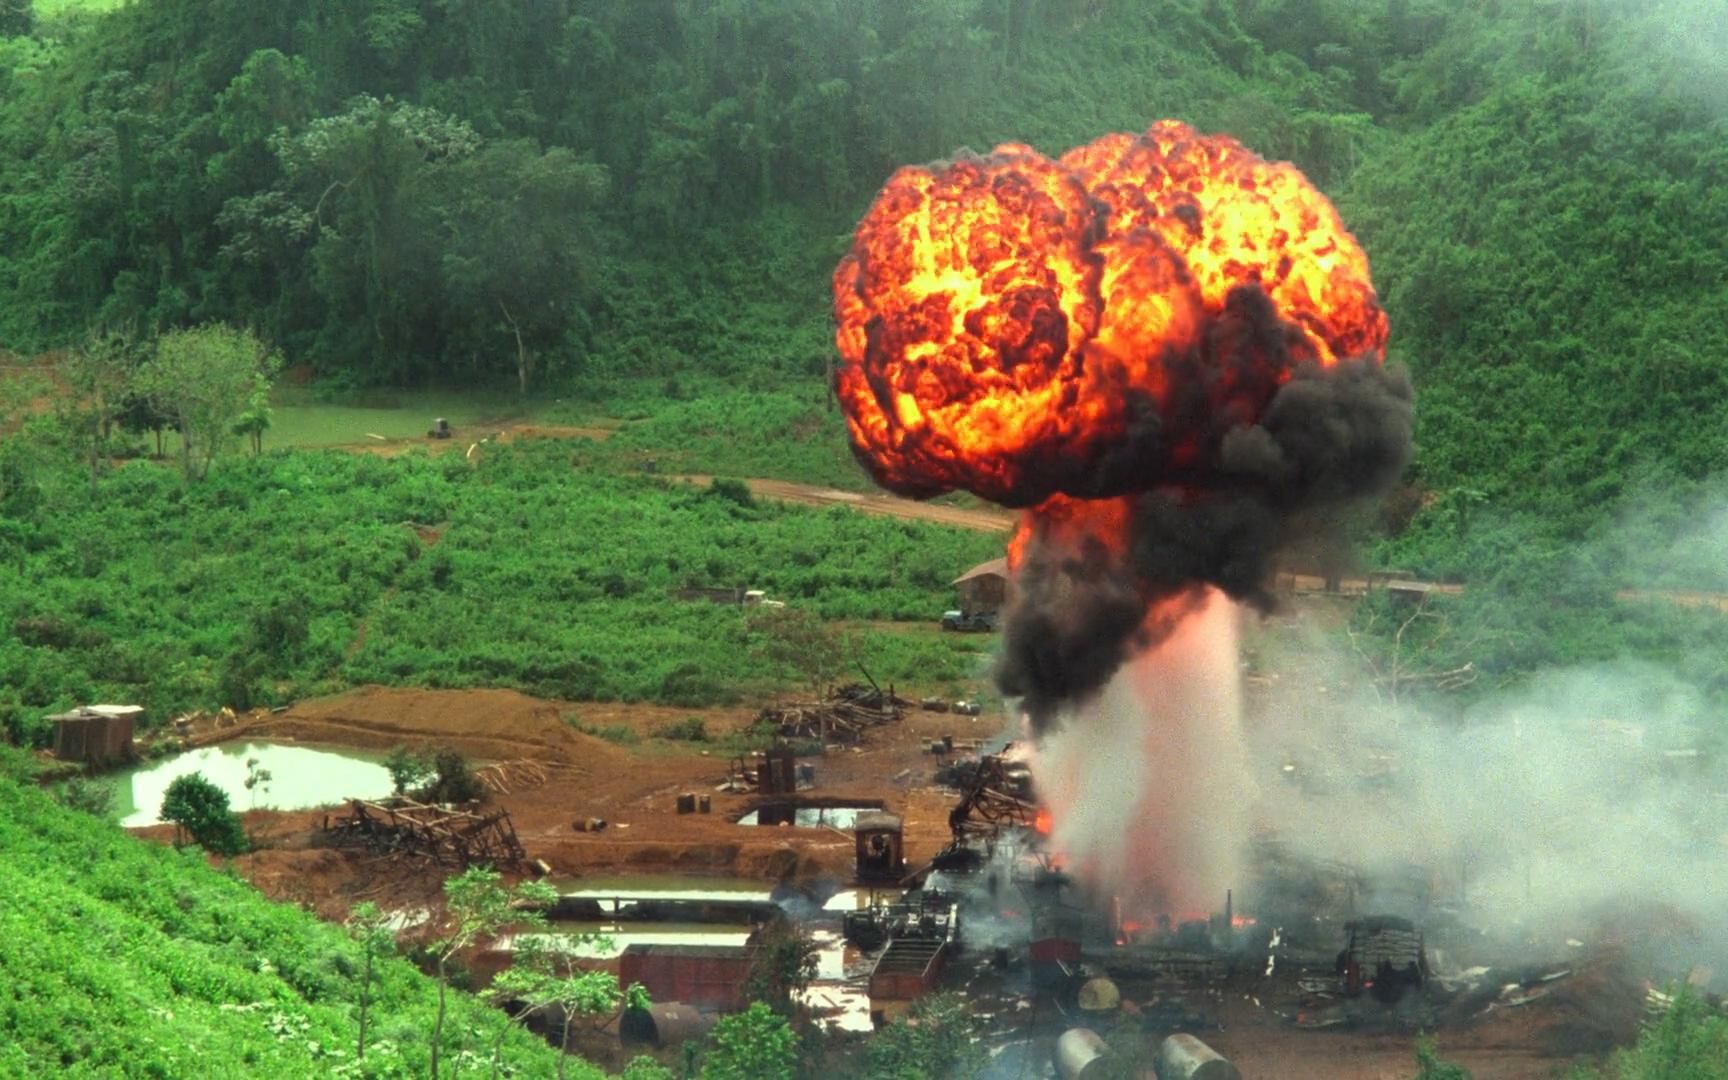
494,922,756,960
736,805,878,829
548,874,776,904
114,741,395,827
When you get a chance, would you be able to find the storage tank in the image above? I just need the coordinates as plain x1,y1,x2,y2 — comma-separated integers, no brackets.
619,1002,717,1048
1157,1033,1241,1080
1054,1028,1107,1080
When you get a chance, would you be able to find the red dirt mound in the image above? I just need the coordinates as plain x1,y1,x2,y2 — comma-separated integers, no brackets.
251,686,628,771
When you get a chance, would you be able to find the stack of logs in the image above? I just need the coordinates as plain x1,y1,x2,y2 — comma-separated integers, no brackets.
761,682,908,743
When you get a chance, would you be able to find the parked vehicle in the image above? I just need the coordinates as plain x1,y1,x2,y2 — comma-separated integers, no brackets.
940,609,998,632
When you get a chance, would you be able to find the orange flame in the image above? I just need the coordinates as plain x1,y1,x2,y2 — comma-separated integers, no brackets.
834,121,1386,506
1034,806,1053,836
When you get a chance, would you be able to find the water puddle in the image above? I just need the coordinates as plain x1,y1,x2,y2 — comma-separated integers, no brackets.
799,929,875,1032
495,922,755,959
114,741,393,826
737,805,877,829
822,888,906,912
548,875,775,904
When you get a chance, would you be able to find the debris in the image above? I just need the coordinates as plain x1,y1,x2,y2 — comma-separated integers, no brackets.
319,798,525,867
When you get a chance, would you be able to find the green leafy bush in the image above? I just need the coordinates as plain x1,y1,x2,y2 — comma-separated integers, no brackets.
159,772,247,856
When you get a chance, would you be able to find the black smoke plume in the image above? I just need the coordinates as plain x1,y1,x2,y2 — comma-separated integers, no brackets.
998,286,1413,733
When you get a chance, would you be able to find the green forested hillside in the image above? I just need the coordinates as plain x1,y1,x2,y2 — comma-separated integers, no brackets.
4,0,1725,566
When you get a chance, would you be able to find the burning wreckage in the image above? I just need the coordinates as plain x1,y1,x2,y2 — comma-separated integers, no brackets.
811,119,1722,1061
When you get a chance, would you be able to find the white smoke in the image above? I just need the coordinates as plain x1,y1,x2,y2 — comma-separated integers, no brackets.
1250,630,1728,944
1029,587,1254,919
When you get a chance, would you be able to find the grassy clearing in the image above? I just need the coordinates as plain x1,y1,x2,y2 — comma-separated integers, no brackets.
29,0,125,14
262,387,541,450
0,442,1001,744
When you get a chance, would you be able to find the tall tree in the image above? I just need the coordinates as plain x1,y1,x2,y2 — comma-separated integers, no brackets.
136,324,280,480
56,331,137,491
439,140,608,393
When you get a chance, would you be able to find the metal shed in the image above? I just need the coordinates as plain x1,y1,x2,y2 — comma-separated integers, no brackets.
618,944,758,1012
47,705,140,766
854,811,905,883
951,558,1009,614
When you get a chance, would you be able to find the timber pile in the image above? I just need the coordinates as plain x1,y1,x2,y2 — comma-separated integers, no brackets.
475,758,551,795
832,682,912,711
761,689,903,743
319,797,525,867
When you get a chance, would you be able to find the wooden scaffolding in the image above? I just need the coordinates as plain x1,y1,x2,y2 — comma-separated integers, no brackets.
319,797,525,867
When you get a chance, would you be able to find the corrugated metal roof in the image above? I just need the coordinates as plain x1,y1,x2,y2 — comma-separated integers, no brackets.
952,557,1009,586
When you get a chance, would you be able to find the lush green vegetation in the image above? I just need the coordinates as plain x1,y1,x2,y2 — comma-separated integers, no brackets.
3,0,1724,581
1575,988,1728,1080
0,746,587,1078
0,443,998,743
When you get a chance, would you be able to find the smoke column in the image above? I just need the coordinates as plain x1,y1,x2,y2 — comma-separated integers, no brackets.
1032,588,1251,916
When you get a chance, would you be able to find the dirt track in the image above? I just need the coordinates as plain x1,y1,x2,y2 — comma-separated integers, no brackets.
674,474,1016,532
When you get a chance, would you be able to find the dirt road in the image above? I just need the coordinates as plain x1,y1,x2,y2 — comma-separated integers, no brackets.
674,474,1016,532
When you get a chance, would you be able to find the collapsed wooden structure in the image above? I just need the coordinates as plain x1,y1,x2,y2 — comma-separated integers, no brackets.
945,754,1037,841
760,682,908,743
319,797,525,867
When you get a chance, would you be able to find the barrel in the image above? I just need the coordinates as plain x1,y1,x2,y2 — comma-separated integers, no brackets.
1157,1034,1241,1080
675,793,696,814
1054,1028,1107,1080
697,794,712,814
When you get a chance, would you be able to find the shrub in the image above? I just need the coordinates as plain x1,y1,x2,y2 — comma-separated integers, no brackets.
417,748,487,805
56,777,116,817
653,716,708,742
160,772,248,855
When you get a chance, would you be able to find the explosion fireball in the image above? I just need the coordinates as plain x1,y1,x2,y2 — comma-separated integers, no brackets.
833,121,1412,730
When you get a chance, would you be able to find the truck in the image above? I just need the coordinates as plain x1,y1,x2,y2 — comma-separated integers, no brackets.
940,609,998,632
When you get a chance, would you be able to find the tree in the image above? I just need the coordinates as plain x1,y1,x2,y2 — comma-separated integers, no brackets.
700,1002,796,1080
438,140,609,395
428,867,556,1080
136,324,280,481
864,993,987,1080
743,919,817,1016
486,931,645,1080
159,772,247,855
345,901,396,1062
115,390,175,459
385,746,432,796
745,606,855,696
231,372,273,456
242,756,272,810
56,331,137,491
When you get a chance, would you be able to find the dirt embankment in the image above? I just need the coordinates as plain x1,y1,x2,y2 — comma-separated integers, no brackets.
248,686,629,768
673,474,1016,532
